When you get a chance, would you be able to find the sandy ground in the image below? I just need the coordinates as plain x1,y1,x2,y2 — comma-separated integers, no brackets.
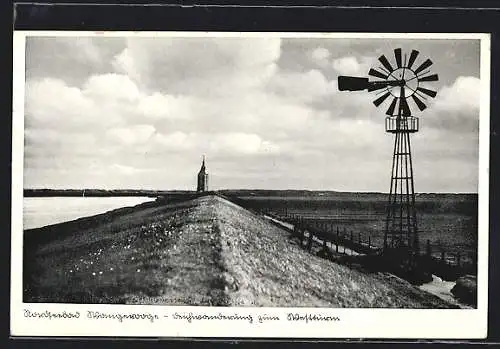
24,195,456,308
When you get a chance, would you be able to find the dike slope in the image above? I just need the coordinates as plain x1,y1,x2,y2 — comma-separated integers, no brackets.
24,195,455,308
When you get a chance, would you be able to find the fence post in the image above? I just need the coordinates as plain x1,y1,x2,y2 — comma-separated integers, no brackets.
441,248,445,262
368,236,371,249
457,253,461,267
336,227,339,253
350,231,353,243
426,239,431,257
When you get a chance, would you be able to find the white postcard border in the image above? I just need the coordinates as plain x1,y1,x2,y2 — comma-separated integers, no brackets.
11,31,491,339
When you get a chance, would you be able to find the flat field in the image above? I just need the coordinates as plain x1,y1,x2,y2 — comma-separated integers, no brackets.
221,191,478,261
23,195,456,307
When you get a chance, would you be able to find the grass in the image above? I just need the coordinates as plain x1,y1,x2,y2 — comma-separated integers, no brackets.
24,196,225,304
24,194,458,308
226,193,478,261
214,197,456,308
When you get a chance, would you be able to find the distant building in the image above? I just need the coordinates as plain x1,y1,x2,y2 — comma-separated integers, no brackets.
197,156,209,192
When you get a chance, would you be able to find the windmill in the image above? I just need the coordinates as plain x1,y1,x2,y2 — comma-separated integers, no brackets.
337,48,439,269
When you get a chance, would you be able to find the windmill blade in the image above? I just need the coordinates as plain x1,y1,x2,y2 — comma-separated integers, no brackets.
386,97,398,116
394,48,403,68
411,94,427,111
414,58,433,74
418,73,439,82
373,91,391,107
407,50,419,69
417,87,437,98
368,68,388,80
379,54,394,72
400,97,412,116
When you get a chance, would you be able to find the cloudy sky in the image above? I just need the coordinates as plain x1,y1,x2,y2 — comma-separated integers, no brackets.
23,34,481,192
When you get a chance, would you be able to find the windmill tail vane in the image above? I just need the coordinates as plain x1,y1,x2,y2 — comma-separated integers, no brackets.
337,48,439,270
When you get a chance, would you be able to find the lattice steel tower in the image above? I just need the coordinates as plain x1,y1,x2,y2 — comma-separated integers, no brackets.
337,48,439,268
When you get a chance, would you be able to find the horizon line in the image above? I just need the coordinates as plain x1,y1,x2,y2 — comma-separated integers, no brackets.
23,188,479,195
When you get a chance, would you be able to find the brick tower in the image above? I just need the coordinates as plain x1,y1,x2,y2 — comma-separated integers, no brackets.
197,156,209,192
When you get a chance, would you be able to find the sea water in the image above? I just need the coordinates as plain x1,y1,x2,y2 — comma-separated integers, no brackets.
23,196,156,230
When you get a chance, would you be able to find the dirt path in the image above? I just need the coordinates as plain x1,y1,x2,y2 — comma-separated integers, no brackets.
142,195,229,305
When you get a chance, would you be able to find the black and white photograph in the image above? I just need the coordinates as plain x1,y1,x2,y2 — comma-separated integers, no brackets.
11,31,490,338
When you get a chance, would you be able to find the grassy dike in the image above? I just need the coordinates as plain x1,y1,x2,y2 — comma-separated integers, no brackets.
23,194,457,308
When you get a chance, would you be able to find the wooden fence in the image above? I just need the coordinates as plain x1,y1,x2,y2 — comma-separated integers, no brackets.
281,213,378,255
233,199,478,279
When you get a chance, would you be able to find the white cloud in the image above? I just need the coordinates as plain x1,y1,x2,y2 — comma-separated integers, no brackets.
109,164,145,175
433,76,480,112
267,69,336,103
137,93,195,120
25,78,100,129
23,36,480,192
332,56,375,76
82,73,141,102
112,37,282,96
310,47,331,67
24,128,97,149
25,74,203,134
425,76,480,132
112,48,138,81
106,125,156,145
209,133,280,155
26,37,125,86
153,131,199,151
332,57,361,75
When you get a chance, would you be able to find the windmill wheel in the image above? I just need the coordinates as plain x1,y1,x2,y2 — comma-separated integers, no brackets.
369,48,439,117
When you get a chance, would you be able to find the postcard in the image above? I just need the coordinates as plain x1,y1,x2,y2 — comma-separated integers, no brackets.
11,31,490,338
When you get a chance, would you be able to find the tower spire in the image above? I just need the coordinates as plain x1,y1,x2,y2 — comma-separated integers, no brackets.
200,155,206,171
